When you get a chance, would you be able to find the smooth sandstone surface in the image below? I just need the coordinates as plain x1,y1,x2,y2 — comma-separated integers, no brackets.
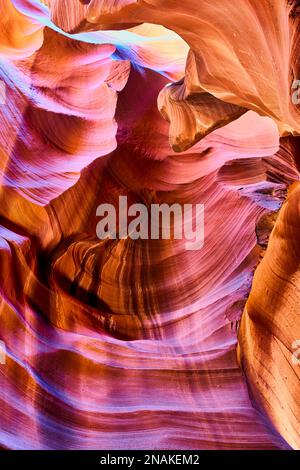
0,0,299,450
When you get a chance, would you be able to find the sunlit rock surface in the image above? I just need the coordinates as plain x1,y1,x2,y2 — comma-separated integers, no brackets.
238,173,300,450
0,0,299,450
48,0,300,140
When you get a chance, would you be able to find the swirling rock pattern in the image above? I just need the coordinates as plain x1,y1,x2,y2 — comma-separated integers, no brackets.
0,0,299,450
238,174,300,450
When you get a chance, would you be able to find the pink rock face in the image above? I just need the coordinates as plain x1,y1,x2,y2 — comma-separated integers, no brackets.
0,0,300,450
50,0,300,137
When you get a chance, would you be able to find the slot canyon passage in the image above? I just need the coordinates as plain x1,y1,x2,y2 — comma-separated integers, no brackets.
0,0,300,450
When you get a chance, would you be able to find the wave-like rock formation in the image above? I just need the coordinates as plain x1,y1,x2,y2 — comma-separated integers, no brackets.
0,0,300,450
238,171,300,450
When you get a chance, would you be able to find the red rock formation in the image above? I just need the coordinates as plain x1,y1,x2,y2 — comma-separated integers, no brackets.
238,175,300,450
0,0,300,450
